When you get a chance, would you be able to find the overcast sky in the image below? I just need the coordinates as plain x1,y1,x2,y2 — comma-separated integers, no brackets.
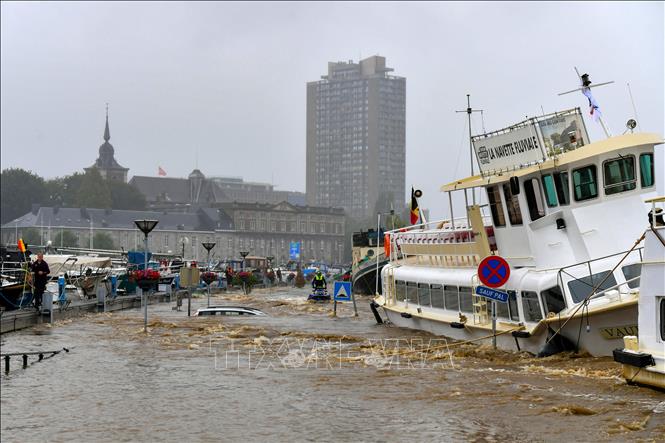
2,1,663,219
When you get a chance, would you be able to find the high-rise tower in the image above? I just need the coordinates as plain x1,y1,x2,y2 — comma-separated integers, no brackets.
306,56,406,219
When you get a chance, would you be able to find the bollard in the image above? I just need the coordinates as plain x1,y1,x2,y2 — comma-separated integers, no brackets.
4,355,9,373
22,354,28,368
38,353,44,361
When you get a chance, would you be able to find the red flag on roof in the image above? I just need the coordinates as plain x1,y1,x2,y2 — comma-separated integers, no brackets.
158,166,167,176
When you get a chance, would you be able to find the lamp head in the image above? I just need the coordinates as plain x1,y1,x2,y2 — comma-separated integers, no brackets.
202,242,216,252
134,219,158,235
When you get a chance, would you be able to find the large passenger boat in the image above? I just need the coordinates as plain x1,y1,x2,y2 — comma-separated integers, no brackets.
374,85,663,357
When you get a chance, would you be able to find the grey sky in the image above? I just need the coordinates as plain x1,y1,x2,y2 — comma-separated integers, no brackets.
2,1,663,220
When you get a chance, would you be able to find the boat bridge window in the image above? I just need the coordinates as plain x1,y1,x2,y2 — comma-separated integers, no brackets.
444,285,459,311
640,153,655,188
521,291,543,322
431,284,444,309
541,286,566,315
495,297,509,319
553,172,570,205
524,178,546,221
603,155,636,195
566,270,618,303
406,282,418,304
395,280,406,302
541,174,558,208
418,283,431,307
621,263,641,289
572,165,598,201
486,186,506,227
507,290,520,321
459,286,473,313
502,183,523,226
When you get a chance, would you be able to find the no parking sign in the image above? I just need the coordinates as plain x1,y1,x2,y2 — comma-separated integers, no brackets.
477,255,510,288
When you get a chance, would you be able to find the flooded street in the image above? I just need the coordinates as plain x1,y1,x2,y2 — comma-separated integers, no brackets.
2,287,664,442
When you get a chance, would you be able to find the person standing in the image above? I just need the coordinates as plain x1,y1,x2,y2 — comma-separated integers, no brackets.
31,252,50,311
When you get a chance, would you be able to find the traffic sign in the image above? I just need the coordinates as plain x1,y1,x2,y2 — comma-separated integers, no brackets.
333,281,352,301
475,285,509,303
477,255,510,288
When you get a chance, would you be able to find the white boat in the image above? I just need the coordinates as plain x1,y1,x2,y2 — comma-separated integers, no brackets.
613,197,665,389
373,78,663,357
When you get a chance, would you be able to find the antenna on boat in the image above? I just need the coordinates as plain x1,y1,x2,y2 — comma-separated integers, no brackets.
558,67,614,138
456,94,483,205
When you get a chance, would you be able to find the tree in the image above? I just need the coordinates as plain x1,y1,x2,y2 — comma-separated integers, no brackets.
77,169,111,208
93,232,115,250
54,230,78,248
21,228,42,247
108,181,147,210
45,173,85,208
0,168,47,224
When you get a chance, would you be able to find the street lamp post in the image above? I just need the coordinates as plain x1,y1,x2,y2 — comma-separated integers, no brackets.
134,219,158,333
202,241,216,307
239,250,249,271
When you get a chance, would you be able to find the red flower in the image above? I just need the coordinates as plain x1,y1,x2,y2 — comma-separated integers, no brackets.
130,269,161,281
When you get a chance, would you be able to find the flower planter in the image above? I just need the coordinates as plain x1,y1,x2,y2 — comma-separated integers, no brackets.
201,272,218,285
137,279,159,291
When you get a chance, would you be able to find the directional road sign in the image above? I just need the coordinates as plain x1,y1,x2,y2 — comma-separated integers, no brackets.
477,255,510,288
289,241,300,260
333,281,352,301
475,285,509,303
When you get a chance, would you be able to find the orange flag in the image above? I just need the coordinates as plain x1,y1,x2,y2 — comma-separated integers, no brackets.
18,238,26,252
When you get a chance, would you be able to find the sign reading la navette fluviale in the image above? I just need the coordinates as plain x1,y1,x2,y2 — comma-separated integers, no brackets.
473,124,545,174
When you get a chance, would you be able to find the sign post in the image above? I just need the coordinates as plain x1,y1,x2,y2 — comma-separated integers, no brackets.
333,281,356,317
180,267,200,317
477,255,511,349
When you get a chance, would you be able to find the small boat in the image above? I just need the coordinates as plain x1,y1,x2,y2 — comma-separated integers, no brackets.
308,287,331,302
613,197,665,390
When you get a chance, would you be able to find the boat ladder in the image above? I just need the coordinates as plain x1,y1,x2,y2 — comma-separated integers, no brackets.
471,274,490,325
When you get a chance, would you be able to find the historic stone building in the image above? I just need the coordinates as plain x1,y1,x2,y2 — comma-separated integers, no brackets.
2,202,346,264
84,108,129,182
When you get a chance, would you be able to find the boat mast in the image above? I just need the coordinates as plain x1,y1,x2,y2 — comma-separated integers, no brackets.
456,94,483,205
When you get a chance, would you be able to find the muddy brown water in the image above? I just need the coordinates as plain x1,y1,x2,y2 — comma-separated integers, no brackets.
1,287,663,442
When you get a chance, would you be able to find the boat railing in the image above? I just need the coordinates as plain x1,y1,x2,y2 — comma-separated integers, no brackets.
385,205,494,268
556,246,644,305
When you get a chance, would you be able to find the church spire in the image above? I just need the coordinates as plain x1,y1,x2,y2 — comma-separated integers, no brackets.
104,103,110,142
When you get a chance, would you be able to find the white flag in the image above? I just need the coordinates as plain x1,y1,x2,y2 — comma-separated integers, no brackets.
581,87,602,123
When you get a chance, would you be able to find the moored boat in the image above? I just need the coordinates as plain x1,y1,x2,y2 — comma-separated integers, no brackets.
374,76,663,357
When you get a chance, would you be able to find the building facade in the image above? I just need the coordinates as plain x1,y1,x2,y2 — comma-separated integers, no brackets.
2,202,346,265
306,55,406,219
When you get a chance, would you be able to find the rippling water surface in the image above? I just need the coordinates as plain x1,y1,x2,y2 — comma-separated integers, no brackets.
2,287,664,442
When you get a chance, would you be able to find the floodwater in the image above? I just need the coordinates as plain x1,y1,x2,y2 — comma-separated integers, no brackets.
1,286,664,442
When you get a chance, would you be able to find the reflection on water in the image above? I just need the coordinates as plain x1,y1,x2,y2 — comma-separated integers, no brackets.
2,287,664,442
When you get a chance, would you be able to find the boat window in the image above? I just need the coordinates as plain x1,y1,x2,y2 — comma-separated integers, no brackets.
495,297,510,319
431,284,444,309
572,165,598,201
621,263,641,289
444,285,459,311
553,172,570,205
395,280,406,302
541,174,558,207
199,310,214,316
567,270,618,303
502,183,523,226
507,290,520,321
541,286,566,315
660,299,665,341
486,186,506,227
603,155,636,195
406,282,418,304
640,153,655,188
459,286,473,313
524,178,546,221
418,283,431,307
521,291,543,322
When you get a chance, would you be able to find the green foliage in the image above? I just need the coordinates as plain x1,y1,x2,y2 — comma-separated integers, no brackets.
93,232,115,250
77,169,112,208
45,173,85,207
21,228,42,247
109,181,147,210
54,230,78,248
0,168,47,224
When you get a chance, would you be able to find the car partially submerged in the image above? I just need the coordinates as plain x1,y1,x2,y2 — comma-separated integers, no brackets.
194,306,267,316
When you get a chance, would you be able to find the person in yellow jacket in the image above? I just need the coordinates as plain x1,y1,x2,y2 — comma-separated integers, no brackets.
311,269,327,290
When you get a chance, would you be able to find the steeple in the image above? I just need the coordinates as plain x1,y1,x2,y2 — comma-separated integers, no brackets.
104,103,110,142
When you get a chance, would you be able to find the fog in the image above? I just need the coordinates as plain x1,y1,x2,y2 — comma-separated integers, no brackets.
2,2,663,219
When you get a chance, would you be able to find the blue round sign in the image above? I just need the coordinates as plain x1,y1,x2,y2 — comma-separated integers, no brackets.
478,255,510,288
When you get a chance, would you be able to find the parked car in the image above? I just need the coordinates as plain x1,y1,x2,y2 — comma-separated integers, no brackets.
194,306,266,316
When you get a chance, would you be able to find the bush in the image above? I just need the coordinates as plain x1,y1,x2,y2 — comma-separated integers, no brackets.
232,271,258,294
